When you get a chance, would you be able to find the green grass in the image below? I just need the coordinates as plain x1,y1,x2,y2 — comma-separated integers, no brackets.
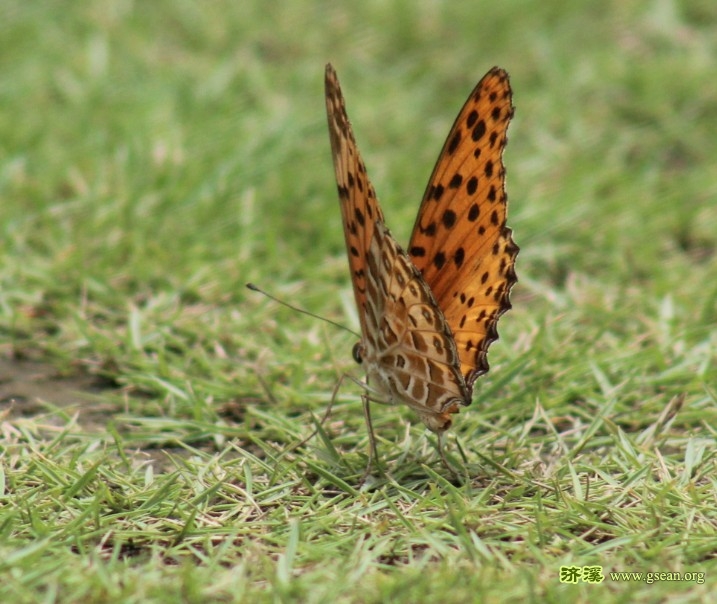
1,1,716,602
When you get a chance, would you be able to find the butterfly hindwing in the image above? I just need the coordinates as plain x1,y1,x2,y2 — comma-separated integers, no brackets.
364,221,469,422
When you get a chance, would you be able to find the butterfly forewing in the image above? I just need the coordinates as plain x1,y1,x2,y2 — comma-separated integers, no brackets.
325,64,385,335
325,64,471,432
407,67,519,387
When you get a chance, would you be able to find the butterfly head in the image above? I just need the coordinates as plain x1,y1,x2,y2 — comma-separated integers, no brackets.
352,342,364,364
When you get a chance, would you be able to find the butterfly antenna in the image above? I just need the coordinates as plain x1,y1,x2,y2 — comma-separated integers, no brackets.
246,283,360,338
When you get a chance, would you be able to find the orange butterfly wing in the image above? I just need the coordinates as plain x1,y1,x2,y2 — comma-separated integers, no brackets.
407,67,519,388
324,64,386,336
325,64,470,431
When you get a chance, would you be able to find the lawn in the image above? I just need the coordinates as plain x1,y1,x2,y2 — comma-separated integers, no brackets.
1,1,715,602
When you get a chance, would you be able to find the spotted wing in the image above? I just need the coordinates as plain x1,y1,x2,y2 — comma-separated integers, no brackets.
407,67,519,388
325,63,386,336
325,64,469,429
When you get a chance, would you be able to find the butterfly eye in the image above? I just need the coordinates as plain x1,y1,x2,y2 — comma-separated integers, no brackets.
352,342,364,364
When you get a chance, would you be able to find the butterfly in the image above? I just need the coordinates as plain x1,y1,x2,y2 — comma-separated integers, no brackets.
324,64,518,472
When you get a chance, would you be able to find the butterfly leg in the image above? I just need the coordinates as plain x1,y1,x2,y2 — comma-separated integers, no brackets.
436,432,461,481
361,393,386,481
286,372,347,455
292,372,385,481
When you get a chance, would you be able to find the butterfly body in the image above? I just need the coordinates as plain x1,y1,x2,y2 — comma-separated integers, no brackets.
324,64,518,458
